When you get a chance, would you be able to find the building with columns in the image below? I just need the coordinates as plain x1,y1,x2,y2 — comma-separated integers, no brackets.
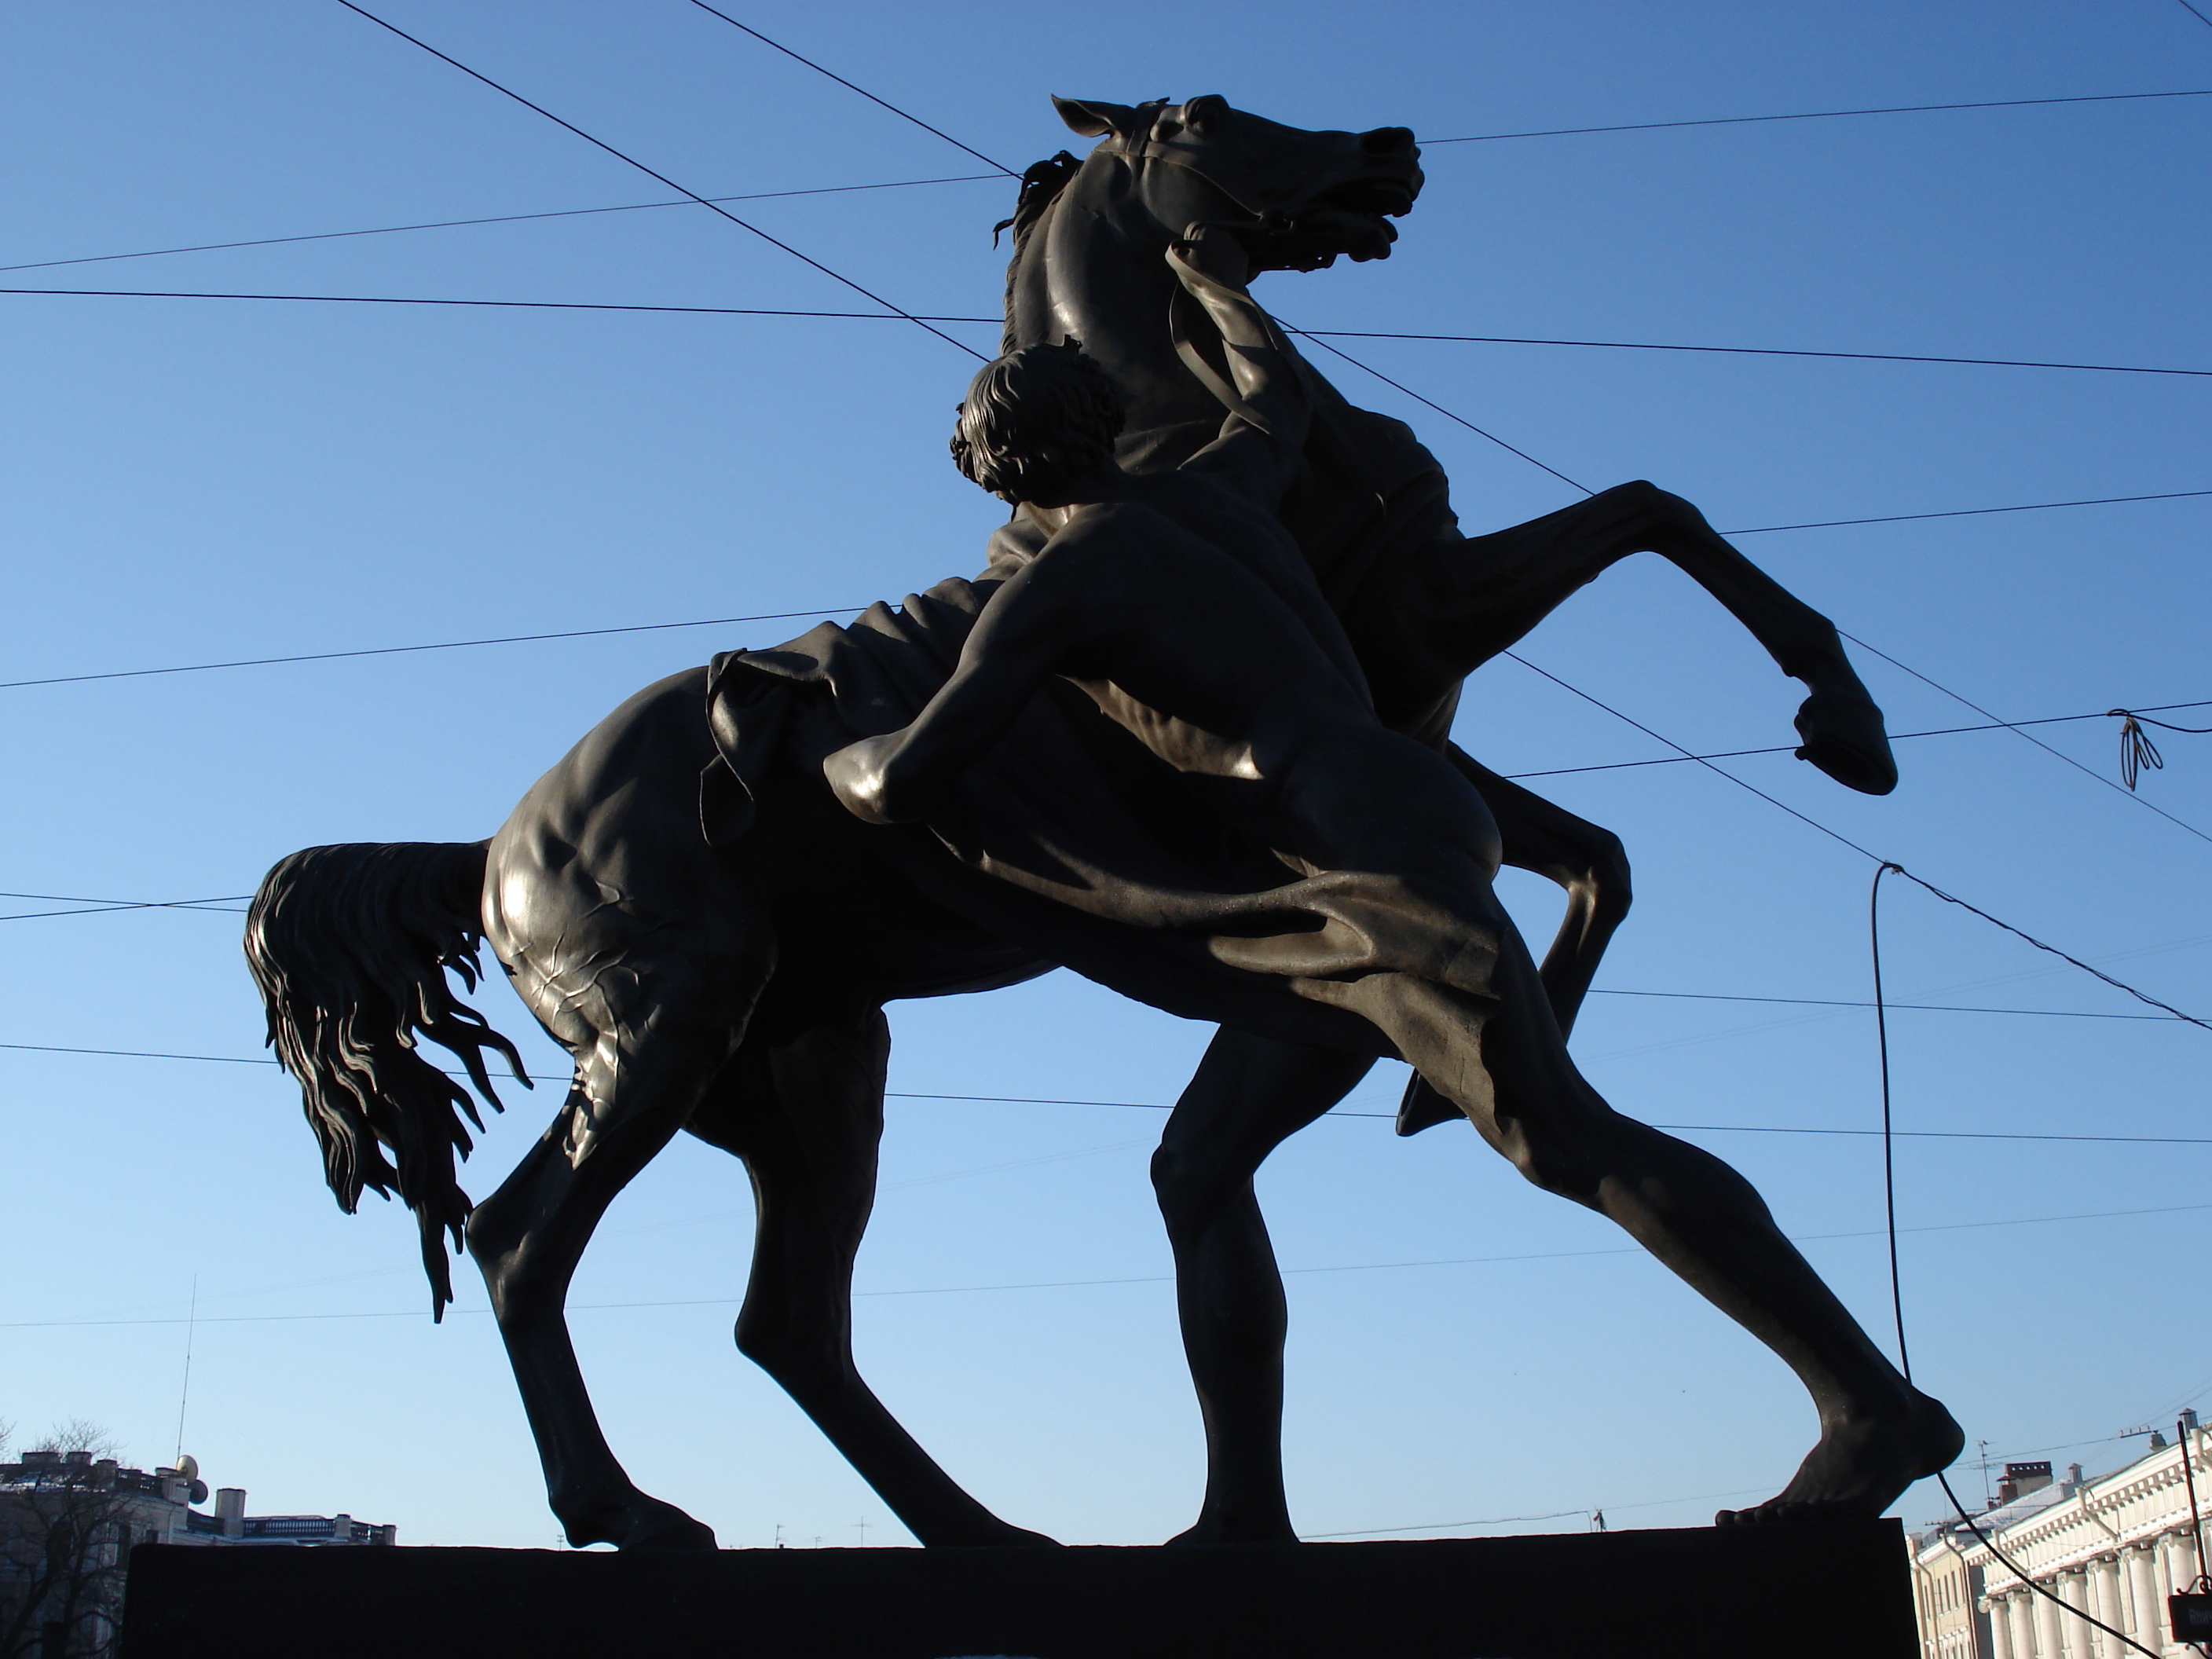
1910,1418,2210,1658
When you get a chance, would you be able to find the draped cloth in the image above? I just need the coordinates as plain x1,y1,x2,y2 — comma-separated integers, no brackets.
701,559,1503,1062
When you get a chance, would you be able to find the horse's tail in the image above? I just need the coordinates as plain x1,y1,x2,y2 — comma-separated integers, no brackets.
244,840,529,1319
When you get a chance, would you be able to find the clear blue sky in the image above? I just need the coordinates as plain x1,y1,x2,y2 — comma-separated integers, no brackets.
2,0,2207,1550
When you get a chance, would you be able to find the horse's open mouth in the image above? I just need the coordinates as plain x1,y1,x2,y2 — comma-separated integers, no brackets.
1250,177,1415,272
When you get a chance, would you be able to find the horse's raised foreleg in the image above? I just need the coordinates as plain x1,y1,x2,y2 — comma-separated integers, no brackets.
466,934,767,1551
1353,481,1897,795
1152,1028,1378,1544
688,1005,1057,1547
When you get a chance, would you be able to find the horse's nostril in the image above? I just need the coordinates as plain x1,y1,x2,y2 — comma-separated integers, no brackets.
1360,126,1414,155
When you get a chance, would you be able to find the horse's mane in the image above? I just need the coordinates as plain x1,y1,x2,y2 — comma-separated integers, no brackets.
997,150,1084,357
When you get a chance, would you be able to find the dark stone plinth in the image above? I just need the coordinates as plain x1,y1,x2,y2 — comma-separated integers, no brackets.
123,1518,1914,1658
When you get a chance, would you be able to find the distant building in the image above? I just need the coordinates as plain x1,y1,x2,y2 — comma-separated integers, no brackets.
1909,1416,2211,1658
0,1450,392,1656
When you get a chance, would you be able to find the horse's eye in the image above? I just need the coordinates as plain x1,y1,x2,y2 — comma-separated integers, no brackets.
1183,94,1229,131
1154,117,1183,139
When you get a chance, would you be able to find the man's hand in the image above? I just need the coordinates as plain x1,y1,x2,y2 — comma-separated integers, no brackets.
1173,220,1256,291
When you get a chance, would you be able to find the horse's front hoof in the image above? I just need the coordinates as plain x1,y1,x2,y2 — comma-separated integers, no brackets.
1793,690,1899,796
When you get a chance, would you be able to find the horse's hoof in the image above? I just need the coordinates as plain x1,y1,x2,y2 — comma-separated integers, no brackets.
1793,690,1899,796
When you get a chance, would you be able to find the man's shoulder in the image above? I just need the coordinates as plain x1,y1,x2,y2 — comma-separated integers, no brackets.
1055,496,1185,539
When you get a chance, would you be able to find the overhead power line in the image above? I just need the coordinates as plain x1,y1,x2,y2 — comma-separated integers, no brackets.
6,88,2201,281
6,1044,2205,1139
0,174,1005,277
1284,326,1592,491
0,892,251,922
1841,630,2212,847
1497,698,2212,779
0,606,864,691
683,2,1019,177
331,0,983,358
6,1197,2205,1329
0,286,998,325
1504,649,2212,1029
19,285,2209,383
1419,87,2212,145
2,507,2205,694
1718,489,2212,536
59,18,2202,1052
1295,329,2212,380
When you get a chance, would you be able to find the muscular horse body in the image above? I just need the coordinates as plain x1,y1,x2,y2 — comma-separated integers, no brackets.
247,94,1956,1552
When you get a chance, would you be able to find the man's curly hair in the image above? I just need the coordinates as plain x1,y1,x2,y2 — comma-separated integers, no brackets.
950,338,1126,503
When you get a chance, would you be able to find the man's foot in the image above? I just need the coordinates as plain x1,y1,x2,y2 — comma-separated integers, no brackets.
1166,1513,1298,1547
822,734,915,825
1716,1390,1963,1525
1793,689,1899,796
558,1487,717,1551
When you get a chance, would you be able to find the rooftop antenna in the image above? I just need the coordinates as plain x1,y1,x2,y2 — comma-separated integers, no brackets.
855,1518,870,1547
172,1275,198,1467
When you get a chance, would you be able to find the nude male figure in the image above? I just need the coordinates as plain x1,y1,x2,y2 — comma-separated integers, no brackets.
825,225,1962,1536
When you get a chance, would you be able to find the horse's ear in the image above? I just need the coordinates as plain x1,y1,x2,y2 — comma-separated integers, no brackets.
1053,96,1141,139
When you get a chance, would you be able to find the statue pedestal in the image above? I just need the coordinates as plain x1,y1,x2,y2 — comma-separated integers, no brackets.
123,1518,1913,1657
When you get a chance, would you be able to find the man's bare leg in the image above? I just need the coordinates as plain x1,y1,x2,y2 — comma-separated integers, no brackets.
1328,919,1962,1523
1152,1028,1378,1544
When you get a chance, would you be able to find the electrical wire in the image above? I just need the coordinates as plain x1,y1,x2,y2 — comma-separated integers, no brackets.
25,282,2207,381
6,1043,2206,1143
330,0,984,359
1870,865,1909,1375
9,548,2201,697
0,898,249,922
1841,632,2212,846
0,606,865,691
1419,87,2212,144
1719,488,2212,536
4,1198,2203,1330
0,285,998,325
9,87,2202,281
1289,328,2212,379
1279,326,1591,492
1873,857,2184,1659
1502,649,2212,1031
1500,699,2212,779
0,175,1005,276
683,2,1020,178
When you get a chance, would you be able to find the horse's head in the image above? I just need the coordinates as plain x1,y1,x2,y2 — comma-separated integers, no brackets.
1052,94,1422,272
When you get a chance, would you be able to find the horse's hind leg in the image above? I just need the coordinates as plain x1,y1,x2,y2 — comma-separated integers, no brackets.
466,941,767,1551
688,1006,1057,1547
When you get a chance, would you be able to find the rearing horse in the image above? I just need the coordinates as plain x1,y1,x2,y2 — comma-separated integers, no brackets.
994,93,1944,1540
246,93,1952,1554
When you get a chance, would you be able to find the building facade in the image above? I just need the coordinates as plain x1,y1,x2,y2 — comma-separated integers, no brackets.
1910,1420,2211,1659
0,1450,393,1657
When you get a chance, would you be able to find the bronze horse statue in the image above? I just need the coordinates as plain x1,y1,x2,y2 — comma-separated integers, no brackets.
246,93,1956,1552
